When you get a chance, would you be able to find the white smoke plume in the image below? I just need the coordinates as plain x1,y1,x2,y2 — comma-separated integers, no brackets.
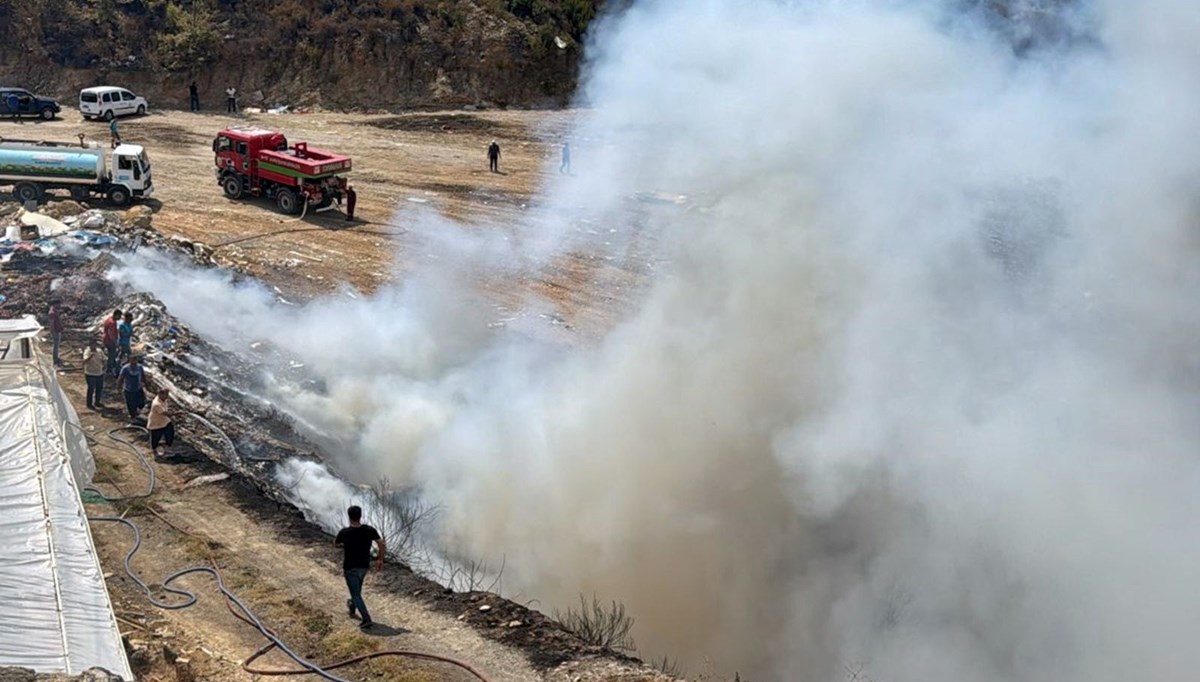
113,0,1200,679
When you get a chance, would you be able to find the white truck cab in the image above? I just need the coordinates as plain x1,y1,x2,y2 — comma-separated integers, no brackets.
109,144,153,204
80,86,148,121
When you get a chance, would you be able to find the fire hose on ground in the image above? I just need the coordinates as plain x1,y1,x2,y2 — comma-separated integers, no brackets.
71,419,493,682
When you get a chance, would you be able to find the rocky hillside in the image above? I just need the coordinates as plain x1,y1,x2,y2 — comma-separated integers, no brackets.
0,0,606,111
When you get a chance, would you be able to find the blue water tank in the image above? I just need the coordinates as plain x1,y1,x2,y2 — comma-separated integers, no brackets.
0,144,102,182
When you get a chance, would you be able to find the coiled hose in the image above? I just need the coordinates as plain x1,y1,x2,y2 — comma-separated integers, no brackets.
79,420,493,681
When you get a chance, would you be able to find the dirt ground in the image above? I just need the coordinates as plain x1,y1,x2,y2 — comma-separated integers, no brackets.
10,108,653,340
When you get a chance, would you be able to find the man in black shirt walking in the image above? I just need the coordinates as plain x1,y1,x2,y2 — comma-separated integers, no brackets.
487,140,501,173
335,505,386,629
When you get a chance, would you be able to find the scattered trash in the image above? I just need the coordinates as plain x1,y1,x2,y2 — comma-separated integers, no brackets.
69,230,120,248
183,473,230,489
81,212,108,230
478,605,492,612
21,211,71,237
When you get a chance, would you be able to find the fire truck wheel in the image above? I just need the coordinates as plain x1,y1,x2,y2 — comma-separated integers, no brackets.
107,186,131,207
275,188,300,215
222,176,243,199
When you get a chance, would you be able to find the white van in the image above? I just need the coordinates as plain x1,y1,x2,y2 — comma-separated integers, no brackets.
79,86,148,121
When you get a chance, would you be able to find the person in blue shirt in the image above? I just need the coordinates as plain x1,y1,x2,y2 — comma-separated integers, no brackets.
110,116,121,148
117,355,146,421
117,311,134,360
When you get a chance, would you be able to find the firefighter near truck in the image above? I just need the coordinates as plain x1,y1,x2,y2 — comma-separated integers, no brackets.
213,127,352,215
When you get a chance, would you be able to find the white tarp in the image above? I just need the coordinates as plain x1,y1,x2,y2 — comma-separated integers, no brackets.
0,327,132,679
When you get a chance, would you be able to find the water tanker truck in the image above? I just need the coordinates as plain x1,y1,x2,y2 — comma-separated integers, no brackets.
0,137,152,206
213,127,352,215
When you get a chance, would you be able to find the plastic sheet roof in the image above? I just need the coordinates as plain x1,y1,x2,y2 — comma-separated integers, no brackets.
0,332,132,679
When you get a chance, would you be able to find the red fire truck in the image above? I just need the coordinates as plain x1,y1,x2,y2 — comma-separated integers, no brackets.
212,127,352,215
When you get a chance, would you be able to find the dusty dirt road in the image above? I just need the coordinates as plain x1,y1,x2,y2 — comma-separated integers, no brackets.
15,108,653,339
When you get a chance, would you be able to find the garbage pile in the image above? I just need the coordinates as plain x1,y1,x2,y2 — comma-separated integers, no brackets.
0,196,229,319
101,291,325,496
0,200,215,266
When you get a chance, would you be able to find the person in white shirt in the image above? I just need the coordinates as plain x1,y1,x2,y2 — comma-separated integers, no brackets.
225,86,237,114
147,388,175,456
82,338,106,409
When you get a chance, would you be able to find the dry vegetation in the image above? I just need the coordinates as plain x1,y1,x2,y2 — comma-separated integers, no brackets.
0,0,609,110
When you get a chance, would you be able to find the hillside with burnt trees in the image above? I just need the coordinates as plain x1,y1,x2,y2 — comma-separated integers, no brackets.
0,0,605,110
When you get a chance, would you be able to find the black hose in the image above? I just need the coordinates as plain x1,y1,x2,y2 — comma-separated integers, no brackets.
80,419,494,682
91,516,361,682
64,421,156,501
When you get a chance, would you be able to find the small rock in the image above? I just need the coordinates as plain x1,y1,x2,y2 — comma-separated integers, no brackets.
183,473,230,489
457,614,466,621
507,620,523,628
478,605,492,612
43,200,86,219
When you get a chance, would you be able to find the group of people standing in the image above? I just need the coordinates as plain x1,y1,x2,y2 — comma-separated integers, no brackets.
62,307,175,456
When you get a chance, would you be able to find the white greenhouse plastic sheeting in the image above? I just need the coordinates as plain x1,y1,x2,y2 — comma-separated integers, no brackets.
0,316,132,679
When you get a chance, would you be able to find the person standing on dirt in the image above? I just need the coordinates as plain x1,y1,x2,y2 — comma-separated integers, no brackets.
147,388,175,456
487,140,501,173
560,141,571,174
189,81,200,112
7,93,20,123
83,338,105,409
117,311,134,361
117,355,146,421
103,308,121,376
226,86,237,114
345,186,357,222
335,505,385,630
109,117,121,148
47,304,64,365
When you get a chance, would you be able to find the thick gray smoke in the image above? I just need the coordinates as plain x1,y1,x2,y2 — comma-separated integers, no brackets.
114,0,1200,679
